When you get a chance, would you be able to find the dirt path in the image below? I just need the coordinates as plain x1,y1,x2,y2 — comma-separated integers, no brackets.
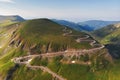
12,56,66,80
11,27,105,80
27,65,65,80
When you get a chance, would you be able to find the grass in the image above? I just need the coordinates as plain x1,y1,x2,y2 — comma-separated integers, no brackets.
0,20,15,27
12,65,53,80
58,64,94,80
22,55,120,80
30,49,118,80
13,19,93,53
31,56,95,80
93,60,120,80
101,28,120,44
47,60,95,80
0,18,92,80
0,48,27,65
0,61,15,79
0,47,27,79
1,18,120,80
92,24,120,44
31,56,48,66
47,59,120,80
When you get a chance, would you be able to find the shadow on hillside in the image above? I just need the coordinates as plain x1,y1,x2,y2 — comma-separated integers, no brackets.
5,64,19,80
105,44,120,59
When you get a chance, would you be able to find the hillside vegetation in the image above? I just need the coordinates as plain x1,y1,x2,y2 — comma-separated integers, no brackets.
0,15,24,27
0,18,93,80
92,23,120,44
11,19,93,54
92,23,120,58
0,18,118,80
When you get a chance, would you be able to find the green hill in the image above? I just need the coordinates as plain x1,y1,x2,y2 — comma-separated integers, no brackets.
11,19,93,53
92,23,120,58
92,23,120,44
0,18,116,80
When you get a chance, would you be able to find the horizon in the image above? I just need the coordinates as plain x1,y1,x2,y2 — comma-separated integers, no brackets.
0,0,120,22
1,14,120,22
1,14,120,23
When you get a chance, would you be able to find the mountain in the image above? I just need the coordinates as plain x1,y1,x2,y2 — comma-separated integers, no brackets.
52,19,93,31
92,23,120,58
16,18,94,52
78,20,120,30
92,23,120,44
0,15,25,22
0,18,114,80
0,15,25,27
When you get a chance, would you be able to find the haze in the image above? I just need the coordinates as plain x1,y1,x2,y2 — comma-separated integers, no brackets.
0,0,120,22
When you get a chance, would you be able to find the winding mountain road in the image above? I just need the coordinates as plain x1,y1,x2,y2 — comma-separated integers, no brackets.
11,27,105,80
63,27,105,49
12,56,66,80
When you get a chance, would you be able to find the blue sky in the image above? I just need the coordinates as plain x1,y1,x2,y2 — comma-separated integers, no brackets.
0,0,120,22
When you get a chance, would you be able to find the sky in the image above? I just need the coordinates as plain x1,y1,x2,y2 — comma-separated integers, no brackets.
0,0,120,22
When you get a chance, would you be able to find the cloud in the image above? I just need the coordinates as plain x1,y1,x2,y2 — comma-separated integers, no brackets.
0,0,15,3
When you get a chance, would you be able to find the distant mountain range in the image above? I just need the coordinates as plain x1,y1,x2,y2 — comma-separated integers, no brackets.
0,15,25,27
78,20,120,30
0,15,120,31
0,15,25,22
52,19,93,31
52,19,120,31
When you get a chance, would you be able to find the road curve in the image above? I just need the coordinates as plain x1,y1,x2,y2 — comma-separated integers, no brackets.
12,57,66,80
63,27,105,49
11,27,105,80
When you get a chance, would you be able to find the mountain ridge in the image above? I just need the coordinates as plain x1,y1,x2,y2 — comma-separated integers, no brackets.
0,15,25,27
0,15,25,22
52,19,93,31
78,20,120,30
92,23,120,58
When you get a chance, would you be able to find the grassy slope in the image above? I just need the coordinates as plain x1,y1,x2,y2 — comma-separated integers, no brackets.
1,19,119,80
0,47,27,79
101,28,120,44
92,23,120,58
0,19,93,80
90,23,120,80
92,24,120,44
16,19,92,53
12,65,53,80
0,15,24,27
0,20,16,27
31,56,120,80
30,49,116,80
0,23,27,79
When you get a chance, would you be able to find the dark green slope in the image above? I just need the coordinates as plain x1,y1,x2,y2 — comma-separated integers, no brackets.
92,23,120,44
92,23,120,58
